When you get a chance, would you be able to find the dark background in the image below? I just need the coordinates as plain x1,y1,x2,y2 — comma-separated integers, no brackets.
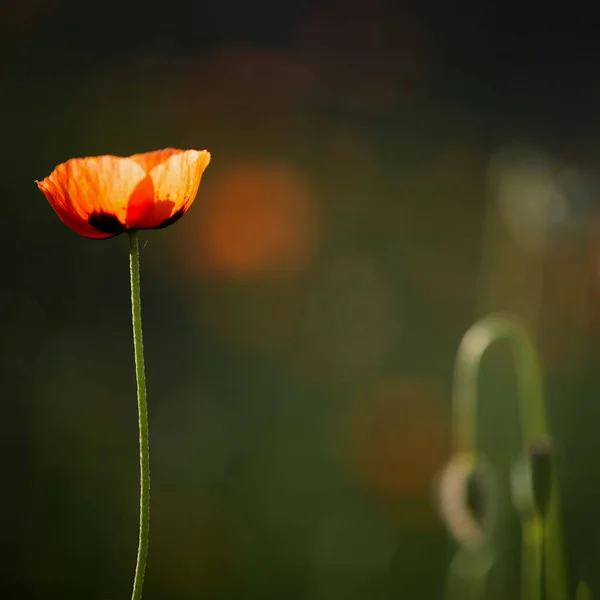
3,0,600,598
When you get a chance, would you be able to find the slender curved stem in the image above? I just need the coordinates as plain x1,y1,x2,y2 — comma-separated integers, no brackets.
452,313,548,454
128,230,150,600
452,313,567,600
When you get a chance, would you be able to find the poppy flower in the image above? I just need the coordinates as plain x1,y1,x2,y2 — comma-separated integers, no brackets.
36,148,211,239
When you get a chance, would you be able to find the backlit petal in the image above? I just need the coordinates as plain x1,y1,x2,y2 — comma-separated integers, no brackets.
38,155,147,237
126,149,211,229
56,156,147,223
130,148,180,172
37,177,112,239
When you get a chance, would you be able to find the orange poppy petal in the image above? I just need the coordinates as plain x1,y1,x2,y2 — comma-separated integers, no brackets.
38,155,147,237
125,149,211,230
37,177,112,239
129,148,181,172
60,156,146,223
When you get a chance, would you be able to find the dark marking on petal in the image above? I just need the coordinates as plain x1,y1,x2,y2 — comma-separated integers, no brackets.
154,206,186,230
88,211,127,235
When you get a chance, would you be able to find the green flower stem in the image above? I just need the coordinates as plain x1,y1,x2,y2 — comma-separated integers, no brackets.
452,314,548,454
128,230,150,600
452,313,567,600
576,581,593,600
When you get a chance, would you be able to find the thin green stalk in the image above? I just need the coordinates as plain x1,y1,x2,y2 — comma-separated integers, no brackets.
452,313,567,600
452,314,547,455
128,230,150,600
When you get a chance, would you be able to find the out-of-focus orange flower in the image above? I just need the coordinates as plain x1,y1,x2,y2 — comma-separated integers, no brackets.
182,161,318,280
36,148,210,239
340,377,451,526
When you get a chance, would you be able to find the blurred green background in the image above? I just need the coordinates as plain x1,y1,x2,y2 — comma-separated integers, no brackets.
3,0,600,598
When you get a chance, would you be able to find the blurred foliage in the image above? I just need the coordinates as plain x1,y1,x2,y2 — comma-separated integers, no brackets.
3,0,600,598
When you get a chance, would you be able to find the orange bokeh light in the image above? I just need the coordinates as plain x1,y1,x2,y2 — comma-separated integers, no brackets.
343,377,451,503
182,161,319,280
